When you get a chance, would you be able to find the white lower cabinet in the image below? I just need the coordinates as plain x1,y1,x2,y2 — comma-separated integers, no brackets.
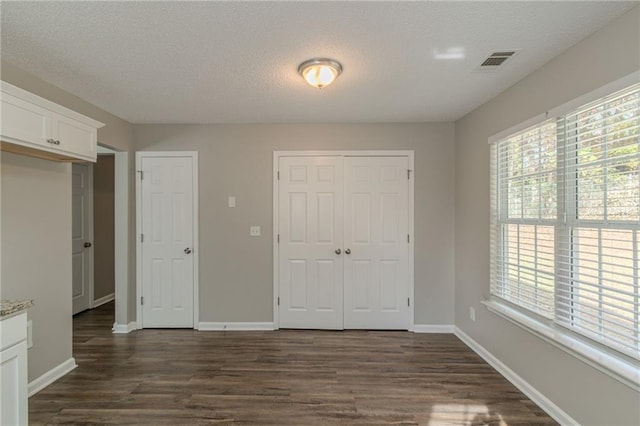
0,312,28,426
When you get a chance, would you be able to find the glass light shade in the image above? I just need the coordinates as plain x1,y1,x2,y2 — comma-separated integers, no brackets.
298,59,342,89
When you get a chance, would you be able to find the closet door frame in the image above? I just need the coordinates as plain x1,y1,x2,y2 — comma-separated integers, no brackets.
272,150,414,331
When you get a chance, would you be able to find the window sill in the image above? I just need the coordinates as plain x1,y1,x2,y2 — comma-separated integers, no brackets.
482,299,640,392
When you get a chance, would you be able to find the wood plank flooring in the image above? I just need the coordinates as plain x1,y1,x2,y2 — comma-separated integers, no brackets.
29,302,556,425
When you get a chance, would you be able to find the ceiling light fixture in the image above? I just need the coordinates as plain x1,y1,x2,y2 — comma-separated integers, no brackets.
298,58,342,89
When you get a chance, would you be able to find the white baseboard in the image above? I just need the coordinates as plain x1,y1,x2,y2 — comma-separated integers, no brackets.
197,322,274,331
93,293,115,308
112,321,138,334
197,323,452,332
454,327,577,426
28,357,77,397
413,324,455,333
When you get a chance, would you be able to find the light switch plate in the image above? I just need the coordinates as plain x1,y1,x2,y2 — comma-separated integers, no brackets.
228,196,236,208
250,226,261,237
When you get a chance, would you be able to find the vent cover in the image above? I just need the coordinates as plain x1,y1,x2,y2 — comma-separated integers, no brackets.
474,50,519,72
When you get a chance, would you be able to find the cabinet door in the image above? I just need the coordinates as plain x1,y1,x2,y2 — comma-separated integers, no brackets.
0,341,28,426
52,113,97,161
1,92,51,147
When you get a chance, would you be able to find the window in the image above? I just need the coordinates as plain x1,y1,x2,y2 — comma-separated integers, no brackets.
490,83,640,366
491,119,558,318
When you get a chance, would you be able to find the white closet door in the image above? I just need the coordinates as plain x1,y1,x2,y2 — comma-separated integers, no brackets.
140,156,194,328
343,156,410,329
278,156,344,329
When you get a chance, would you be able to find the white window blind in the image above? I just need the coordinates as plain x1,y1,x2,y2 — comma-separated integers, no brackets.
556,84,639,359
490,83,640,361
491,120,558,319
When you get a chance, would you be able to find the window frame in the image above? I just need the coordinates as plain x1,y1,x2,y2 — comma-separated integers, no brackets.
487,72,640,392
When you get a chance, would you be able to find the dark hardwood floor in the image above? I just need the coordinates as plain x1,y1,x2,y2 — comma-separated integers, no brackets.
29,302,556,425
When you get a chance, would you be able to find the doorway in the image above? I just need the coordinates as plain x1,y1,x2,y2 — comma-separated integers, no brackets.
70,144,130,334
93,153,116,307
71,149,118,317
273,151,415,330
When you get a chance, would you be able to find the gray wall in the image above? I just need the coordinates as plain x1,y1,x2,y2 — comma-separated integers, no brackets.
134,123,456,325
93,155,115,301
0,63,136,380
1,62,137,327
1,153,72,381
454,7,640,425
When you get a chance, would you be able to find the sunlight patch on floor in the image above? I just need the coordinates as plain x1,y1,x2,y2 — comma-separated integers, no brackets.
429,403,506,425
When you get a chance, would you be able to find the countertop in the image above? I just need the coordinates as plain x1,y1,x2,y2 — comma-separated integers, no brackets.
0,299,34,318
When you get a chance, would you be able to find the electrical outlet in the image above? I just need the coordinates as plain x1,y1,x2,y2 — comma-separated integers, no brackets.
228,196,236,208
250,226,261,237
469,307,476,322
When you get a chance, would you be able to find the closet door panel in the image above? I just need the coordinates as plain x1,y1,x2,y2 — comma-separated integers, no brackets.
278,156,344,329
344,156,410,329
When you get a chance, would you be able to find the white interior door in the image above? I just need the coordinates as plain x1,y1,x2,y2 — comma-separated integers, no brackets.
343,156,410,329
278,156,344,329
140,155,195,328
72,163,93,315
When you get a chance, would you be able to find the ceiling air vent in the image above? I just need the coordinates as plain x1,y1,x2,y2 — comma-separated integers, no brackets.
474,50,519,72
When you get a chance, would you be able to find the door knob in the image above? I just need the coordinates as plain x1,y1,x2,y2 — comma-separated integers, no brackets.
335,248,341,255
345,248,351,255
84,242,92,248
184,248,192,254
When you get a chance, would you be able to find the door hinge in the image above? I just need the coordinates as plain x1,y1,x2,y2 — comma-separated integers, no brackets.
277,296,280,306
141,296,144,306
407,234,410,243
408,298,410,307
407,169,412,180
141,233,144,243
138,170,144,180
277,234,280,243
277,171,280,180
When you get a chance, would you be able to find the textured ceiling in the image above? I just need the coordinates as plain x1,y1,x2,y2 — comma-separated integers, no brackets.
1,1,636,124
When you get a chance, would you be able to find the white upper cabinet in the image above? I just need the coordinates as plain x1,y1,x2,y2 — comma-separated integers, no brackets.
0,81,104,162
1,91,51,146
52,112,98,160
